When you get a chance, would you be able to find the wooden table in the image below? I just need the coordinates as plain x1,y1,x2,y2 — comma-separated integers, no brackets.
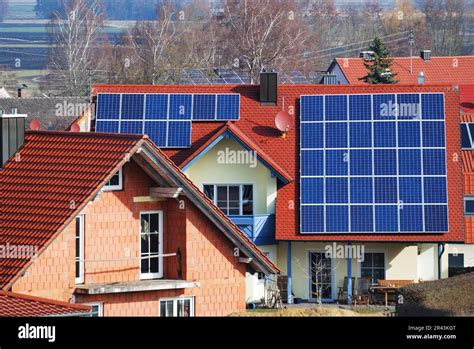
370,286,399,307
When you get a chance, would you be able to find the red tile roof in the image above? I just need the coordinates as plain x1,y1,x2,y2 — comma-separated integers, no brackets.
333,56,474,85
460,84,474,119
0,131,144,289
0,290,91,317
1,130,278,288
93,84,465,243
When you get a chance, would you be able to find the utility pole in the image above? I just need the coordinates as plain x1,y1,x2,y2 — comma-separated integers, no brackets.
408,30,414,75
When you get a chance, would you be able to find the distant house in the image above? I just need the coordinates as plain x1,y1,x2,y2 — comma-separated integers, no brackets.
0,97,90,130
0,120,278,316
323,54,474,85
0,291,92,317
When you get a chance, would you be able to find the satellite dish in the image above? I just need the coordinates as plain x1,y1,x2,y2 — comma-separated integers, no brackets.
29,119,41,131
275,111,293,137
70,123,81,132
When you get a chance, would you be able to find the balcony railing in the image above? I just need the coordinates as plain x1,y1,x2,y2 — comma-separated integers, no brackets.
228,214,276,245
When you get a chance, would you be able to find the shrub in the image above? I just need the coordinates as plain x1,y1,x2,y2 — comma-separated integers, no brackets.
397,272,474,316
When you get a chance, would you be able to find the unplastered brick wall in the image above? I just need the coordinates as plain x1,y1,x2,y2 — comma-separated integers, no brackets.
11,222,76,302
76,289,184,316
182,201,246,316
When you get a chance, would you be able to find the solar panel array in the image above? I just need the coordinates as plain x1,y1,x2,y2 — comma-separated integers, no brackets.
300,93,448,234
95,93,240,148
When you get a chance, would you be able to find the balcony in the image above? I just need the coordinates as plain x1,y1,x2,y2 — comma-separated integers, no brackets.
228,214,276,245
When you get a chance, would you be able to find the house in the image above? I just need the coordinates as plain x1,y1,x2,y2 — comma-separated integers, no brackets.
322,53,474,85
0,96,90,131
86,78,470,304
0,291,92,317
0,112,278,316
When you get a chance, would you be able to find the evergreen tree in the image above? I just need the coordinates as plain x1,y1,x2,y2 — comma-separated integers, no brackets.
359,36,399,84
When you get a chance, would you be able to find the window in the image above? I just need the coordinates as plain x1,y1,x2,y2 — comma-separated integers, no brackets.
82,302,103,317
75,215,84,284
159,297,194,317
448,253,464,277
464,196,474,216
203,184,253,215
461,123,474,149
140,211,163,279
103,168,123,191
361,252,385,285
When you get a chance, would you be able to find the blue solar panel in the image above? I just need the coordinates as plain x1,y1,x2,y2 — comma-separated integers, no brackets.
96,94,120,120
301,96,323,121
216,94,240,120
421,94,445,119
300,93,448,233
375,205,398,232
326,150,348,176
169,94,192,120
96,93,241,148
325,95,347,120
96,120,119,133
349,95,371,120
167,121,191,147
144,121,167,147
193,94,216,120
350,177,372,203
351,205,373,232
350,122,372,147
121,94,144,120
145,94,168,120
121,121,143,134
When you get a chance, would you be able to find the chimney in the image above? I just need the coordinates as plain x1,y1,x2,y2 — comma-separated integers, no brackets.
1,111,27,168
260,70,277,105
322,73,338,85
418,71,425,84
420,50,431,61
16,83,27,98
360,51,375,61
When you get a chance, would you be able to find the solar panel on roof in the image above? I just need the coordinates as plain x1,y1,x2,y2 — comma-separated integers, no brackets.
300,93,448,234
95,92,241,148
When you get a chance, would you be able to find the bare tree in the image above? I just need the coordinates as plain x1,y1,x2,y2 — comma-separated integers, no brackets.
222,0,310,83
419,0,466,55
48,0,105,96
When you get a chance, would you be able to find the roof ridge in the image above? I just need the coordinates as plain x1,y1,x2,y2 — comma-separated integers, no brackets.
26,130,146,140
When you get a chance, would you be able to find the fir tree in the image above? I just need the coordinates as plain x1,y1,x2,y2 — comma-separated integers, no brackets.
359,36,399,84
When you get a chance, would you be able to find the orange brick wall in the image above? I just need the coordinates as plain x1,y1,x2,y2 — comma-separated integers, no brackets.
11,159,247,316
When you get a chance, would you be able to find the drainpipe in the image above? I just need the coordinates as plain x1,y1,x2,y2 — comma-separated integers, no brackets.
347,242,352,304
287,241,293,304
438,243,445,280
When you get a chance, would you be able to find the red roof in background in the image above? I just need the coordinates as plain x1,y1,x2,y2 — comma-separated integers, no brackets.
460,84,474,118
334,56,474,85
0,131,143,289
93,83,465,243
0,290,91,317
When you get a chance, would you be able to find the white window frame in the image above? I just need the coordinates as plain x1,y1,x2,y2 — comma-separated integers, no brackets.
159,297,195,317
464,196,474,217
82,302,104,317
103,168,123,191
202,183,255,216
75,215,85,284
139,211,163,280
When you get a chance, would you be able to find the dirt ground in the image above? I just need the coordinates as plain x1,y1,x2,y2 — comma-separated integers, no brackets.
231,307,385,317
